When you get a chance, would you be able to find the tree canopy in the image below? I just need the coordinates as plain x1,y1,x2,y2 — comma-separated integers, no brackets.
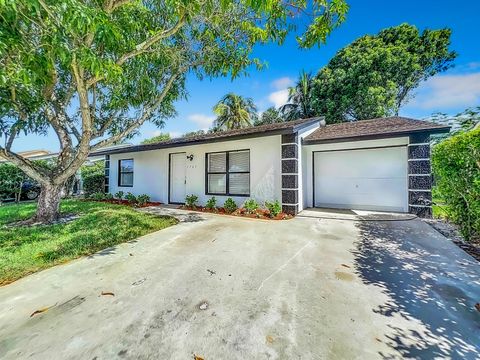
310,23,456,123
141,132,171,144
280,71,316,121
212,93,257,131
254,107,283,126
0,0,348,221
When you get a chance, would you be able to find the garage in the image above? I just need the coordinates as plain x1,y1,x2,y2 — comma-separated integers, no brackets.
313,146,408,212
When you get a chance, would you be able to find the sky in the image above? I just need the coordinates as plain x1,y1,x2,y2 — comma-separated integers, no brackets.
12,0,480,152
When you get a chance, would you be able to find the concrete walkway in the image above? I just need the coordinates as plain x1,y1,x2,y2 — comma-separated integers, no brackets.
0,209,478,359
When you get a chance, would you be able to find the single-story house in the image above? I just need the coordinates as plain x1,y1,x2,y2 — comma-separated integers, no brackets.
94,116,449,217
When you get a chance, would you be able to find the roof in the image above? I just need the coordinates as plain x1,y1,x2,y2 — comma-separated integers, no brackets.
93,117,322,156
303,116,450,144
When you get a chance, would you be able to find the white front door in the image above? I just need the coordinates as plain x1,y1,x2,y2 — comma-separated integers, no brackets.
313,146,408,212
169,153,186,204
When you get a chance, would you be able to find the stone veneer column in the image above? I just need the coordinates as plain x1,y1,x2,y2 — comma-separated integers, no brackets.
408,133,432,218
104,155,110,193
281,133,299,215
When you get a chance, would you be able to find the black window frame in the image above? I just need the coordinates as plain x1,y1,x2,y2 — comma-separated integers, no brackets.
205,149,250,197
118,158,134,187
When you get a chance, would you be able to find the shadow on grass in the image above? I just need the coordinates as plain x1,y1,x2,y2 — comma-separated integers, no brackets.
353,220,480,359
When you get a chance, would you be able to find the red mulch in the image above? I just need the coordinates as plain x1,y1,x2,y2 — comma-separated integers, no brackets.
181,206,292,220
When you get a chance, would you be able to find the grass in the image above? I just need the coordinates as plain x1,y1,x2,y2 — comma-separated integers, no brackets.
0,199,177,285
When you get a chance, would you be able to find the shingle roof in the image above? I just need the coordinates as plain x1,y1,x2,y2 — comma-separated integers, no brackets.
303,116,450,143
93,117,321,155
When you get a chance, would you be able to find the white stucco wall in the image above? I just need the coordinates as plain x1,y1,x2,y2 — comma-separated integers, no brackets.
301,136,410,209
108,135,282,207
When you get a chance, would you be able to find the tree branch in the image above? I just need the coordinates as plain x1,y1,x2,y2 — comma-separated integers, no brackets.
0,146,51,184
90,71,179,151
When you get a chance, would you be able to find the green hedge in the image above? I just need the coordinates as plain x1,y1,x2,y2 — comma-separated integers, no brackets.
432,128,480,241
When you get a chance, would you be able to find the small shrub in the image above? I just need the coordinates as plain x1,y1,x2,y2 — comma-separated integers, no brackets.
115,191,125,200
125,192,138,205
206,196,217,210
224,197,237,213
243,198,259,214
265,200,282,217
82,173,104,196
104,193,114,200
91,192,106,201
185,194,199,208
137,194,151,206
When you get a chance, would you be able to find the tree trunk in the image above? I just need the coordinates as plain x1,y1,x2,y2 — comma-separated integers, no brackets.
35,184,63,223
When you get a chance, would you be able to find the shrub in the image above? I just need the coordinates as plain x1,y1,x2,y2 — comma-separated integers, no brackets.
91,192,106,201
137,194,151,206
432,128,480,241
0,163,26,202
206,196,217,210
185,194,199,208
125,192,138,205
82,173,104,196
224,197,237,213
104,193,114,200
115,191,125,200
265,200,282,217
243,198,259,214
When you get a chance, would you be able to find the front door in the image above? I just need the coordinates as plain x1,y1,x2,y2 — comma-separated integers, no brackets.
169,153,186,204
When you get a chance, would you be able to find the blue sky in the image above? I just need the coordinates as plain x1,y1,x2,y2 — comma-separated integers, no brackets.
13,0,480,152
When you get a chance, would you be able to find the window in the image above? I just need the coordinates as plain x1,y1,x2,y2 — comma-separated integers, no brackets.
206,150,250,196
118,159,134,187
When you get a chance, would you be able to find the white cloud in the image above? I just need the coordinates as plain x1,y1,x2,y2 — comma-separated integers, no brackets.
271,77,294,90
268,89,289,108
169,131,182,139
187,113,215,130
407,72,480,110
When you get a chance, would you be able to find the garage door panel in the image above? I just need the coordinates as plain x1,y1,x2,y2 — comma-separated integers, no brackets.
314,147,408,212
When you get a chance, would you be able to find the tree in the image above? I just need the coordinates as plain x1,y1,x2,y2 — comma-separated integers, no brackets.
311,23,456,123
183,130,207,138
212,93,258,131
254,107,283,126
280,71,316,121
141,133,171,144
0,0,348,223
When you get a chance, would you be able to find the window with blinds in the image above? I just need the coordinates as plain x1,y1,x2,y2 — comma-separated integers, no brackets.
206,150,250,196
118,159,134,187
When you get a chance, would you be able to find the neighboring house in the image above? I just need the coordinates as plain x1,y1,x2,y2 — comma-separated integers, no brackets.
94,117,449,217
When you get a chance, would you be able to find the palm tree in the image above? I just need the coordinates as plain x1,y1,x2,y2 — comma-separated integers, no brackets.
212,93,257,131
280,71,316,121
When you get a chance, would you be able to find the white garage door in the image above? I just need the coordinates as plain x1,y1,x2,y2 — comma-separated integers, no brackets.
313,146,408,212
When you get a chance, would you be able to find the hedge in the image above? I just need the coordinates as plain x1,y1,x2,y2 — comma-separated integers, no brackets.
432,128,480,241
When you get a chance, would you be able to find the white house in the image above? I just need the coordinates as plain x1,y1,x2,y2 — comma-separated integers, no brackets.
94,116,449,217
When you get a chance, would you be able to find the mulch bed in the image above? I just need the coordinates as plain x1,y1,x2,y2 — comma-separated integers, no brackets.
85,199,163,208
181,206,292,220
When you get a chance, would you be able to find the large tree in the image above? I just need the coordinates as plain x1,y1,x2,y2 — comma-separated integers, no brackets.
311,23,456,123
0,0,348,222
141,132,171,144
280,71,316,121
254,107,283,126
212,93,258,131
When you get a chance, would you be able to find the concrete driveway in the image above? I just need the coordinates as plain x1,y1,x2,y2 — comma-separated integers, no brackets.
0,209,479,359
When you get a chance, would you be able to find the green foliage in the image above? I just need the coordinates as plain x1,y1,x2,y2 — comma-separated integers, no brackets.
429,107,480,143
205,196,217,210
137,194,151,206
141,133,171,144
90,192,106,201
80,162,104,178
254,107,283,126
265,200,282,217
185,194,199,208
82,173,104,196
104,193,114,200
0,199,177,285
114,191,125,200
432,128,480,241
224,197,237,213
125,192,138,205
183,130,207,138
213,93,257,131
0,164,26,201
311,23,456,123
244,198,259,214
280,71,316,121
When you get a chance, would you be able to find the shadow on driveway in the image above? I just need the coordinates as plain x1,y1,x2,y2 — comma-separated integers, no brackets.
353,219,480,359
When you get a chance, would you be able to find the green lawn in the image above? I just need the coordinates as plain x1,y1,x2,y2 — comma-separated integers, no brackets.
0,199,177,285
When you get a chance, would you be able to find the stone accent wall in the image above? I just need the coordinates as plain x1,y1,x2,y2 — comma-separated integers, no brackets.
281,134,299,215
408,133,432,218
104,155,110,193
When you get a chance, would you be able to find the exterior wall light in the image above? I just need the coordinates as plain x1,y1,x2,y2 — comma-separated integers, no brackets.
186,154,194,161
